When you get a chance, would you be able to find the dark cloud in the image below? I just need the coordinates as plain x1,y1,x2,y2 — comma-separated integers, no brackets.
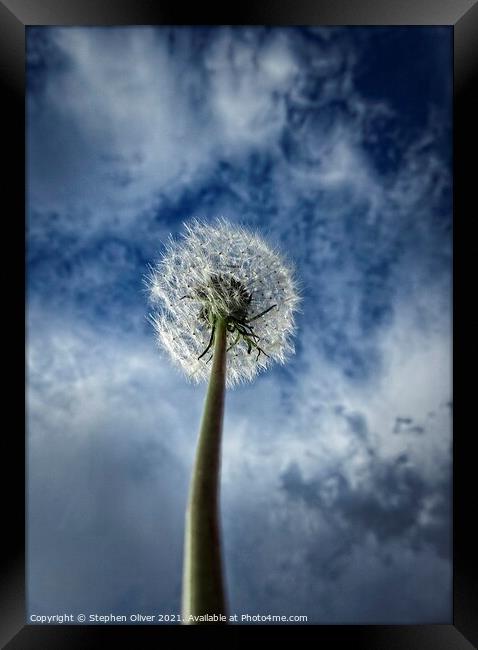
393,417,425,435
280,449,451,566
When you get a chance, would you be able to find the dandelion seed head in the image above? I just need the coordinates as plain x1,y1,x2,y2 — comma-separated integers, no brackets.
146,217,300,388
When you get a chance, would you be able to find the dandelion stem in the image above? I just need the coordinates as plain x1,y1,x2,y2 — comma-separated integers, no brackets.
181,317,228,623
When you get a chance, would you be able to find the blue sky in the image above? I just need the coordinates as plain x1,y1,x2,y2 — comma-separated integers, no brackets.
27,26,452,624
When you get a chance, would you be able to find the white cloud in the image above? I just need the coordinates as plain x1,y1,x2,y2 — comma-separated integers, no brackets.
28,27,302,234
205,29,296,147
30,28,210,228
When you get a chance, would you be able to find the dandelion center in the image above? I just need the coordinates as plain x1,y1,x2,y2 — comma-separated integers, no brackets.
195,274,251,325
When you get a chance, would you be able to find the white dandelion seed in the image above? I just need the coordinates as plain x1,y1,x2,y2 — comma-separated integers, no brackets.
145,217,300,388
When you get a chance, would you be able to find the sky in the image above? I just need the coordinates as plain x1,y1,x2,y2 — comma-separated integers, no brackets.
26,26,452,624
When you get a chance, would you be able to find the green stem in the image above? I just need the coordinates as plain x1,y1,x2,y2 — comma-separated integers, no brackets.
181,318,228,624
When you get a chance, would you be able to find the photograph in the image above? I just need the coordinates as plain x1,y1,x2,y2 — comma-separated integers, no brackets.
25,25,454,628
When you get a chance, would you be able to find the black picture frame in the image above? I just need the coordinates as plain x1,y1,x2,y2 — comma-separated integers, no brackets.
2,1,476,647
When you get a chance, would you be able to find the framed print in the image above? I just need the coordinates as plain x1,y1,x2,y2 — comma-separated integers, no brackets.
2,1,476,647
